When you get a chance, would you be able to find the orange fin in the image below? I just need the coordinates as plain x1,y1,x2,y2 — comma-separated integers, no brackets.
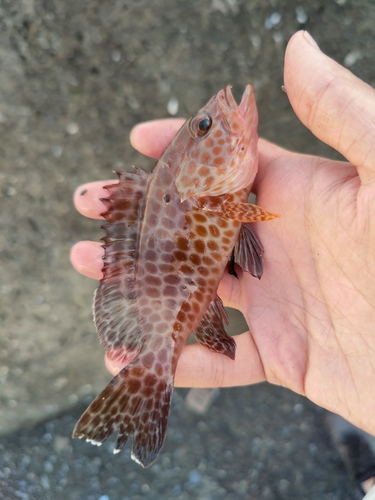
72,362,172,468
200,200,279,223
230,223,264,279
193,296,236,360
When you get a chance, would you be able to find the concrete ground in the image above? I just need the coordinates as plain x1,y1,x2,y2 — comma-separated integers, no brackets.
1,0,375,498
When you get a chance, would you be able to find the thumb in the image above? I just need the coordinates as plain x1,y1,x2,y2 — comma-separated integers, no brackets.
284,31,375,186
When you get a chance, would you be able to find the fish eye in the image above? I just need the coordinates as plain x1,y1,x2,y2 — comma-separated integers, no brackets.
197,117,212,136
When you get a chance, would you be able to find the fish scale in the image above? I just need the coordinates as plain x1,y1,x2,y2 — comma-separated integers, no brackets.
73,84,278,467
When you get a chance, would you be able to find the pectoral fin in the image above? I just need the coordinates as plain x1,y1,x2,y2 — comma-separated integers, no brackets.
229,223,264,279
200,200,279,223
193,296,235,360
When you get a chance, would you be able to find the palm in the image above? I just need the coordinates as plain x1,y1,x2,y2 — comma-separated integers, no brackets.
238,144,375,431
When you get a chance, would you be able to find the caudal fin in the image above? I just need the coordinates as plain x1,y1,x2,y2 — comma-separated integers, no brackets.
72,363,173,467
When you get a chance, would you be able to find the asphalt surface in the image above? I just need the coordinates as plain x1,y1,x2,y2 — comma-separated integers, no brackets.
0,389,354,500
1,0,375,498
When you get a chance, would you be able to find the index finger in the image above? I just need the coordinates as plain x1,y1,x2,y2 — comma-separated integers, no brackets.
73,181,112,219
130,118,185,158
74,119,185,219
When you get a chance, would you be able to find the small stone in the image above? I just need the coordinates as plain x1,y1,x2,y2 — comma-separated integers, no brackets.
265,12,281,29
167,97,179,116
272,32,283,43
40,474,50,490
44,460,54,473
278,478,290,493
111,50,121,62
295,6,308,24
294,403,304,414
185,388,219,414
51,146,62,157
66,122,79,135
344,50,363,67
54,436,69,451
188,469,202,485
250,35,261,48
127,96,140,110
68,394,78,404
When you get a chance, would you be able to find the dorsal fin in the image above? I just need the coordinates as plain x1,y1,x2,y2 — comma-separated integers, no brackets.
193,295,236,360
94,168,150,363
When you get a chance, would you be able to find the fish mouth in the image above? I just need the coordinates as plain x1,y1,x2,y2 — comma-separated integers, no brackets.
220,85,238,110
219,85,254,117
238,84,255,119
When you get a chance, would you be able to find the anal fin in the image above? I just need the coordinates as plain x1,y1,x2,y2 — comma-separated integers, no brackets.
193,296,235,360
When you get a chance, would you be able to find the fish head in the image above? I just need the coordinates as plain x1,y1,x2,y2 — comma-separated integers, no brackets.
175,85,258,202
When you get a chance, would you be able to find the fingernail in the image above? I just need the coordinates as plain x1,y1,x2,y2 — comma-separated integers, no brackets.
303,31,320,50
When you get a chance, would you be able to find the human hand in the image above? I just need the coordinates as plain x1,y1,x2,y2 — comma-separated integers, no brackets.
71,31,375,436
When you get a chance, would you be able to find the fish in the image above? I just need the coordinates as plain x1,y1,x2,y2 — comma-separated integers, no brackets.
72,85,278,467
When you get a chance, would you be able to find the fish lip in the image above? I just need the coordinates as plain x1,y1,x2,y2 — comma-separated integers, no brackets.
219,84,255,119
221,84,238,110
238,84,255,119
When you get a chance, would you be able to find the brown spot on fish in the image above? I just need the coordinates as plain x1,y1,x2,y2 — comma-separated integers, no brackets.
176,237,189,251
209,225,220,237
198,266,209,277
127,378,141,394
196,225,208,237
189,253,201,266
173,250,188,262
199,166,210,177
213,157,225,167
80,188,88,196
201,152,211,164
193,212,207,223
180,264,194,274
193,239,205,254
202,256,214,266
146,276,162,287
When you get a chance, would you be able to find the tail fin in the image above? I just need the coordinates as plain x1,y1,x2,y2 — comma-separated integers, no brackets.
72,362,173,467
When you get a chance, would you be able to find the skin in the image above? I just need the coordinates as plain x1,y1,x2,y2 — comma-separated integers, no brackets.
71,31,375,436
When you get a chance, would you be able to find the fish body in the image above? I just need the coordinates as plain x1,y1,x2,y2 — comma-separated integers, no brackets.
73,85,277,466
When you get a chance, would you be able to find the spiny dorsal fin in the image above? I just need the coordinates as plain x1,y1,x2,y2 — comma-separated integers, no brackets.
229,223,264,279
193,295,235,360
94,168,150,363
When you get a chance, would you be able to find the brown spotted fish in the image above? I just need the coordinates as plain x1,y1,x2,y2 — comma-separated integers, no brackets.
73,85,277,467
